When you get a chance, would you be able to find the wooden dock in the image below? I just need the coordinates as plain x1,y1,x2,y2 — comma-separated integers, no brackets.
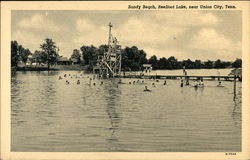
121,74,242,81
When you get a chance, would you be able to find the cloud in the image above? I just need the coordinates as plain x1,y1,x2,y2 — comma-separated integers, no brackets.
76,19,96,32
189,28,241,51
155,12,219,27
12,29,67,54
74,19,107,46
112,12,219,58
116,12,220,56
12,11,240,61
18,14,59,31
115,17,185,48
187,28,241,60
73,11,239,61
12,30,43,52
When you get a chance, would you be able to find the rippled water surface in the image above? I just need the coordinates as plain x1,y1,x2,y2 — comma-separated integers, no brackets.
11,69,241,152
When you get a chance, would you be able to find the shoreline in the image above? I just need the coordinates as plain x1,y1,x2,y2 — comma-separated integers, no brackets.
11,65,239,74
12,64,89,72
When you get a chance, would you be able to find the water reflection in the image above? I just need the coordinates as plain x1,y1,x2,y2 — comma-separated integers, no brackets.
36,75,57,126
103,80,122,151
232,91,242,127
40,71,59,76
11,74,25,125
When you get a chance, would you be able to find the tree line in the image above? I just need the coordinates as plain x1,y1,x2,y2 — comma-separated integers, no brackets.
148,55,242,70
11,39,242,71
11,41,32,67
72,44,242,71
11,39,59,70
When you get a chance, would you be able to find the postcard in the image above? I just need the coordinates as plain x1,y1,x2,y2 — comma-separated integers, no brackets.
1,1,249,160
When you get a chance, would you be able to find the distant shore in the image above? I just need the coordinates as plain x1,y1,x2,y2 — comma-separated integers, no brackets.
12,64,89,72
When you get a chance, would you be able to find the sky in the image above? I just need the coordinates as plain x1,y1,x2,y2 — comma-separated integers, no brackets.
12,10,242,61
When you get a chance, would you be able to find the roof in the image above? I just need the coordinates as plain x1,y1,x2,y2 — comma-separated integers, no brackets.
143,64,152,67
229,68,242,76
70,58,78,62
58,57,71,62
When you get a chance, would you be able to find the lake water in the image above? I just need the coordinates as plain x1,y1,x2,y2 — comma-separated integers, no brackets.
11,69,242,152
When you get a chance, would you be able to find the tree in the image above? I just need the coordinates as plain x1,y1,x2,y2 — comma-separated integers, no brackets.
70,49,81,64
158,57,167,69
40,38,59,69
214,59,223,68
121,46,148,71
11,41,19,67
167,56,180,69
223,61,232,68
204,60,213,69
80,45,97,65
182,59,193,69
232,58,242,68
98,44,109,56
139,50,148,66
148,55,159,70
32,50,47,66
194,60,202,69
19,47,31,66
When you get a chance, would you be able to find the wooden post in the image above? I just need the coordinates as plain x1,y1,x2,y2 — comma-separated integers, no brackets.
186,76,189,85
234,75,236,98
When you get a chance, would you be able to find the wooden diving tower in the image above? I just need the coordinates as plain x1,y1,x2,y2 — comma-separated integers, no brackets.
93,23,122,78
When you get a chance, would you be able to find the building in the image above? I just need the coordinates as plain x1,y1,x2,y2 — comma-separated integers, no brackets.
142,64,152,72
229,68,242,81
70,58,78,65
57,57,72,65
25,55,33,66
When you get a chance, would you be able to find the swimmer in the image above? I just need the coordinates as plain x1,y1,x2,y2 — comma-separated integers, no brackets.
194,80,198,88
200,79,204,86
118,79,122,84
163,80,167,85
180,79,184,87
58,76,62,80
77,80,80,85
66,80,69,85
217,81,224,87
156,79,159,82
144,86,151,92
129,82,131,84
118,79,126,84
100,81,103,85
93,83,96,86
152,83,156,87
133,81,135,84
